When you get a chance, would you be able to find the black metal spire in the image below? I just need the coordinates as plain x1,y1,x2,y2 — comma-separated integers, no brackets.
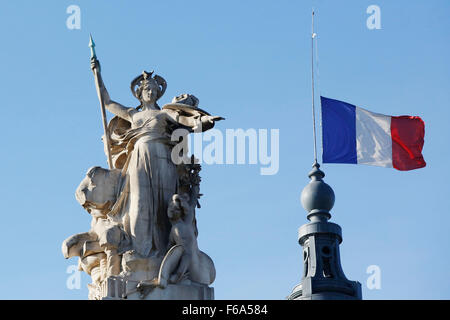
288,163,362,300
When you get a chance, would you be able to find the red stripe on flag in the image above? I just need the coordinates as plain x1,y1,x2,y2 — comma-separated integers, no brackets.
391,116,426,171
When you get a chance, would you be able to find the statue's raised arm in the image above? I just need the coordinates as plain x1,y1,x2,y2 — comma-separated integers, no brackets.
90,58,136,122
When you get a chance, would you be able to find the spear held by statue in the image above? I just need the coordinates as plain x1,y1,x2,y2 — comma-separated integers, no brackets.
89,34,114,169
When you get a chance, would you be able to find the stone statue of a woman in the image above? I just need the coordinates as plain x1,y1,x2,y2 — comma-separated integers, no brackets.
90,58,223,263
62,43,222,299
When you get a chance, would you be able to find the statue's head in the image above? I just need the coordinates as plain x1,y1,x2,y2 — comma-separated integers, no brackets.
168,193,190,221
131,71,167,106
137,75,159,104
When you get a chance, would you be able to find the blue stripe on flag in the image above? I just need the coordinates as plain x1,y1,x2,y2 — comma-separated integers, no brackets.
321,96,357,164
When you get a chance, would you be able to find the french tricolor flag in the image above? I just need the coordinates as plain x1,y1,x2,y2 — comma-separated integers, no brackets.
321,96,426,171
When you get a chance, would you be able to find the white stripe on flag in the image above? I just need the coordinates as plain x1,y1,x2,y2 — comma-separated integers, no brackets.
355,106,393,167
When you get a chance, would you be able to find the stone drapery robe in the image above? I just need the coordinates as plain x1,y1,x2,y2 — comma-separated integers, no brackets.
106,109,191,258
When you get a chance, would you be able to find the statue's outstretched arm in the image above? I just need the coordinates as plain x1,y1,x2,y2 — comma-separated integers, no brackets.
164,109,224,131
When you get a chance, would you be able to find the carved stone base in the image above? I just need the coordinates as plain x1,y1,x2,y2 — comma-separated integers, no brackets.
126,283,214,300
89,276,214,300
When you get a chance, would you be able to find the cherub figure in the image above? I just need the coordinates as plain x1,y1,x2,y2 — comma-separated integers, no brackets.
163,193,200,286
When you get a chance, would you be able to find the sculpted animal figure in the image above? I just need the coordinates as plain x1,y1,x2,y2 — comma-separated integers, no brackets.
62,167,129,281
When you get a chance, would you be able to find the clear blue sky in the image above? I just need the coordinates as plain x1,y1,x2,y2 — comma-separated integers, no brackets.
0,0,449,299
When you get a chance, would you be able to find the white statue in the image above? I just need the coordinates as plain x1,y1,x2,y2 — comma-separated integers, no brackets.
62,39,222,299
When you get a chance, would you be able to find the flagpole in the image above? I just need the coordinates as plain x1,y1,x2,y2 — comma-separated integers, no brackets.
311,9,318,165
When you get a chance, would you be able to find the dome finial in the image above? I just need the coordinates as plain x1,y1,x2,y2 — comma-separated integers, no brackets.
300,162,335,222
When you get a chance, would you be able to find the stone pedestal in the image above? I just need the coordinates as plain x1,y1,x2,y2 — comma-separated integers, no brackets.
126,284,214,300
90,276,214,300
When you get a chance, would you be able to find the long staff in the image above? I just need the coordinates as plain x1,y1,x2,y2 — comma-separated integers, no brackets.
89,34,113,169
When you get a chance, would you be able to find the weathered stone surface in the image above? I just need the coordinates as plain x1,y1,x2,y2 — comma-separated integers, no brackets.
93,276,213,300
63,55,223,299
